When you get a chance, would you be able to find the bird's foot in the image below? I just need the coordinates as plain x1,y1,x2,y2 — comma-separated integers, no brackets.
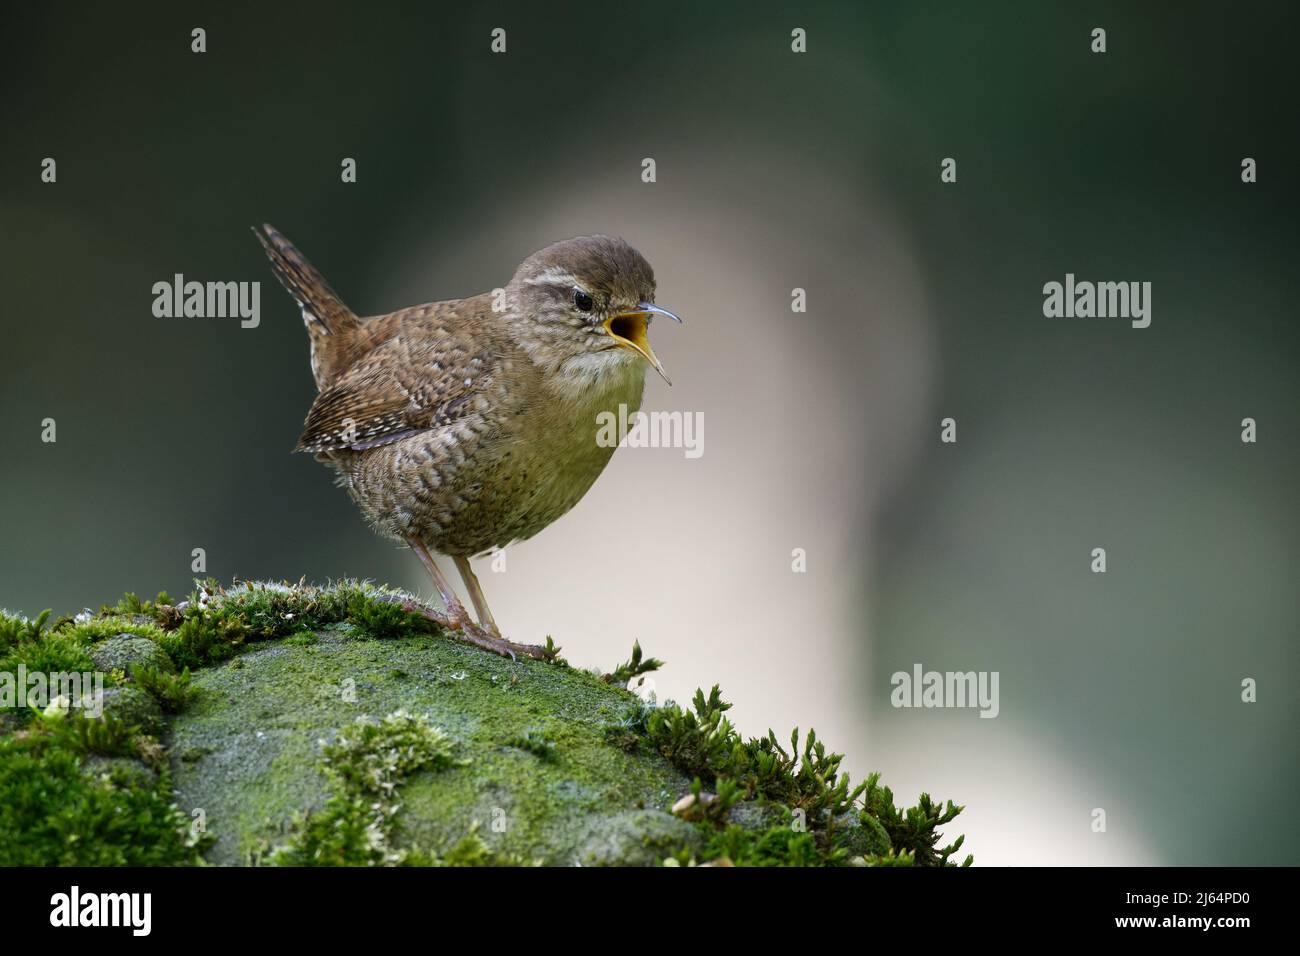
374,594,547,660
452,618,548,661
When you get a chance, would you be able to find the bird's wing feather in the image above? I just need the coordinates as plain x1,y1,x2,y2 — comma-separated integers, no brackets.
295,329,494,453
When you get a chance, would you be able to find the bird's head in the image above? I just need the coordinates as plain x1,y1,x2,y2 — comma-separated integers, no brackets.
507,235,681,384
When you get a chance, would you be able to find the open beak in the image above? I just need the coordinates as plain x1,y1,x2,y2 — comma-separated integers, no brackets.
604,303,682,385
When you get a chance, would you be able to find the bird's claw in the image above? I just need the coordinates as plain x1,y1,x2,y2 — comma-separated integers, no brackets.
453,618,546,661
373,594,545,660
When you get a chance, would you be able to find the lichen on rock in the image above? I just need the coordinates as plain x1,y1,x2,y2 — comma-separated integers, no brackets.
0,581,972,867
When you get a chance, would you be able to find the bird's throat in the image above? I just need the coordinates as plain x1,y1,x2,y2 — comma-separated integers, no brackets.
548,349,646,418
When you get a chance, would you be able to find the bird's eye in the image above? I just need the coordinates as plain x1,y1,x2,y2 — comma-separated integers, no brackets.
573,289,594,312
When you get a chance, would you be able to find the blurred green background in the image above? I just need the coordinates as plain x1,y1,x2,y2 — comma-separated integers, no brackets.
2,2,1296,864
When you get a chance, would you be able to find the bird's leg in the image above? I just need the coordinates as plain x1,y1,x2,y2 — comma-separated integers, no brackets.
453,555,499,637
448,554,549,659
403,538,546,660
405,537,470,625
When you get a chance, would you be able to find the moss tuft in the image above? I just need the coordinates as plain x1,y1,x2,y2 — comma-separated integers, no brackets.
0,632,96,690
0,608,53,650
269,710,457,866
130,665,200,715
863,775,972,867
602,640,663,685
645,685,972,866
0,733,209,866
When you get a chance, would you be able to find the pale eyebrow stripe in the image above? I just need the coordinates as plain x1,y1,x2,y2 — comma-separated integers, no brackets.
524,268,578,287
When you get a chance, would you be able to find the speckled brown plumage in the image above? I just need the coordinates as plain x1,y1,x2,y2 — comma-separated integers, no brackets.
255,224,679,657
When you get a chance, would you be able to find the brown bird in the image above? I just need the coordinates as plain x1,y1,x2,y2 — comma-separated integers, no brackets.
255,225,680,658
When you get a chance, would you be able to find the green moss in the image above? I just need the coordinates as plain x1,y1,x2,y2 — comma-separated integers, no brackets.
863,775,971,867
135,580,442,671
670,776,745,826
432,827,538,866
270,711,457,866
1,580,971,867
686,821,826,867
0,631,96,681
0,734,207,866
324,711,457,795
47,710,139,758
100,591,174,618
0,608,52,650
67,617,166,646
90,634,175,675
644,686,972,866
503,728,559,761
165,622,690,864
643,685,736,779
602,640,663,685
129,665,199,714
0,614,103,730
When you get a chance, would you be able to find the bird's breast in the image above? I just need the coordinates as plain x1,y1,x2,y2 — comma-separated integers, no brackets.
481,360,647,540
342,358,648,554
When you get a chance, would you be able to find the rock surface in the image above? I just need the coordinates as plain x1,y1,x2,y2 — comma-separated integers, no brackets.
90,634,175,675
167,625,693,865
98,686,164,736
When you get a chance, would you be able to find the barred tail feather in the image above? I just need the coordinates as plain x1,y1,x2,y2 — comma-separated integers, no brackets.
254,223,358,336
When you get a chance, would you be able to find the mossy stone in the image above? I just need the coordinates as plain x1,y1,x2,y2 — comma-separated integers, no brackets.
576,809,701,866
80,754,159,791
98,685,164,735
166,630,694,865
4,582,968,866
727,799,791,831
90,634,174,675
840,812,892,858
